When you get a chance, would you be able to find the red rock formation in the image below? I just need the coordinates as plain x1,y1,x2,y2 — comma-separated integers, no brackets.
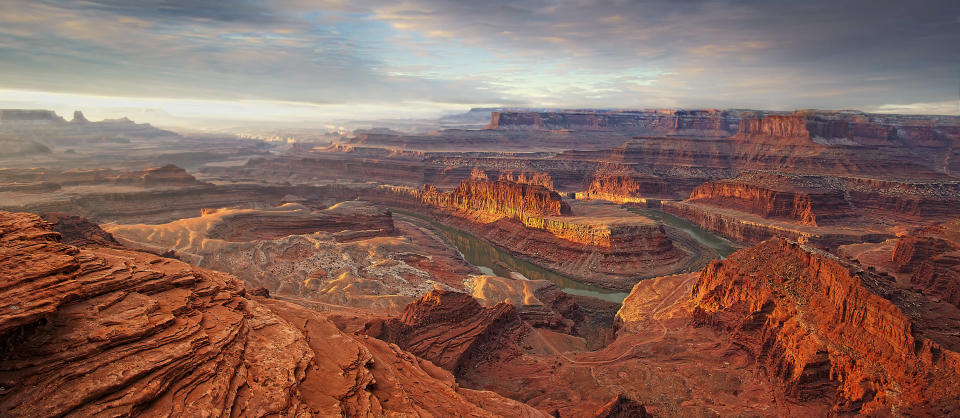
39,212,122,248
688,173,855,226
419,178,571,220
841,177,960,219
737,113,850,140
580,174,671,203
363,289,529,375
891,224,960,308
691,238,960,414
498,170,555,190
0,211,543,417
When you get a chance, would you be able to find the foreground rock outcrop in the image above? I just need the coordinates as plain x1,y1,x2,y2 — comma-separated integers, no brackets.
363,289,530,375
691,238,960,414
0,211,543,417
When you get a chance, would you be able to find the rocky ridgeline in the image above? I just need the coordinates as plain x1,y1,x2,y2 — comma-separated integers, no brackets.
736,113,852,141
204,201,396,242
0,165,203,189
840,177,960,218
485,109,742,136
363,289,528,376
485,109,960,146
419,178,571,220
687,173,855,226
892,226,960,308
0,211,543,417
0,109,64,123
735,111,960,148
577,174,674,203
691,238,960,414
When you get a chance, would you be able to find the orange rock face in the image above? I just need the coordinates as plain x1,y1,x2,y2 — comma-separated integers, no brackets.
688,173,854,226
0,211,544,417
691,238,960,414
363,289,529,375
419,178,571,220
891,223,960,308
736,113,850,140
580,174,671,203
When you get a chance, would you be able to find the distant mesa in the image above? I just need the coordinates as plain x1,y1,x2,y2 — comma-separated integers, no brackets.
0,109,65,123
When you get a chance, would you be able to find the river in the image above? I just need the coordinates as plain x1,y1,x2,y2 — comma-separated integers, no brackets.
394,207,737,304
394,210,630,303
628,208,739,258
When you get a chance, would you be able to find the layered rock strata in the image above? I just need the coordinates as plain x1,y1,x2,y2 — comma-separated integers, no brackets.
0,211,542,417
891,224,960,308
418,178,571,220
577,174,672,204
486,109,743,136
660,200,891,250
378,182,691,289
691,238,960,414
363,289,530,375
104,203,470,314
687,173,855,226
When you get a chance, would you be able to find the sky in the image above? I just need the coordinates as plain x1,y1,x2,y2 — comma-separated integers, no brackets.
0,0,957,127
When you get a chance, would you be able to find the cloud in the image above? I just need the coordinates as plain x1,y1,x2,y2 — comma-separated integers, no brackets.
0,0,956,122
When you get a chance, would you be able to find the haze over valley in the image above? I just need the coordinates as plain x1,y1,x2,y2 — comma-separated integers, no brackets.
1,1,959,416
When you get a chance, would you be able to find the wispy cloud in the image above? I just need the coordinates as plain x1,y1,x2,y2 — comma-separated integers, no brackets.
0,0,956,123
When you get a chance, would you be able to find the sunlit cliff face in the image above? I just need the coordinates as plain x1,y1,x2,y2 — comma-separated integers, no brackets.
0,0,957,127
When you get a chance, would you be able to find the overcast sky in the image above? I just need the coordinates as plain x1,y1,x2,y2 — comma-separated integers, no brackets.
0,0,957,125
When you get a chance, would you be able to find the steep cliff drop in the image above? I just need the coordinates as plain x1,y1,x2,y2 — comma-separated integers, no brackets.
691,238,960,414
0,211,545,417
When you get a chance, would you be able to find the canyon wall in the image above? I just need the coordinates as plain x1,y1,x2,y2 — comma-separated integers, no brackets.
691,238,960,414
841,177,960,218
577,174,672,203
485,109,742,136
891,226,960,308
418,178,571,220
363,289,529,376
660,200,890,250
736,113,851,141
687,173,854,226
0,211,542,417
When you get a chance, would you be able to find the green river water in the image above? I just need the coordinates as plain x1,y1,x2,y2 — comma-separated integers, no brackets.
395,207,736,304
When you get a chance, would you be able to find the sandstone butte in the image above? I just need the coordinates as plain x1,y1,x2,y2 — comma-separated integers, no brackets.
0,211,545,417
576,174,672,204
691,237,960,414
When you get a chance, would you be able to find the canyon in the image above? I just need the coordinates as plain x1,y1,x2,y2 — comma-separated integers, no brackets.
0,211,543,417
2,107,960,416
